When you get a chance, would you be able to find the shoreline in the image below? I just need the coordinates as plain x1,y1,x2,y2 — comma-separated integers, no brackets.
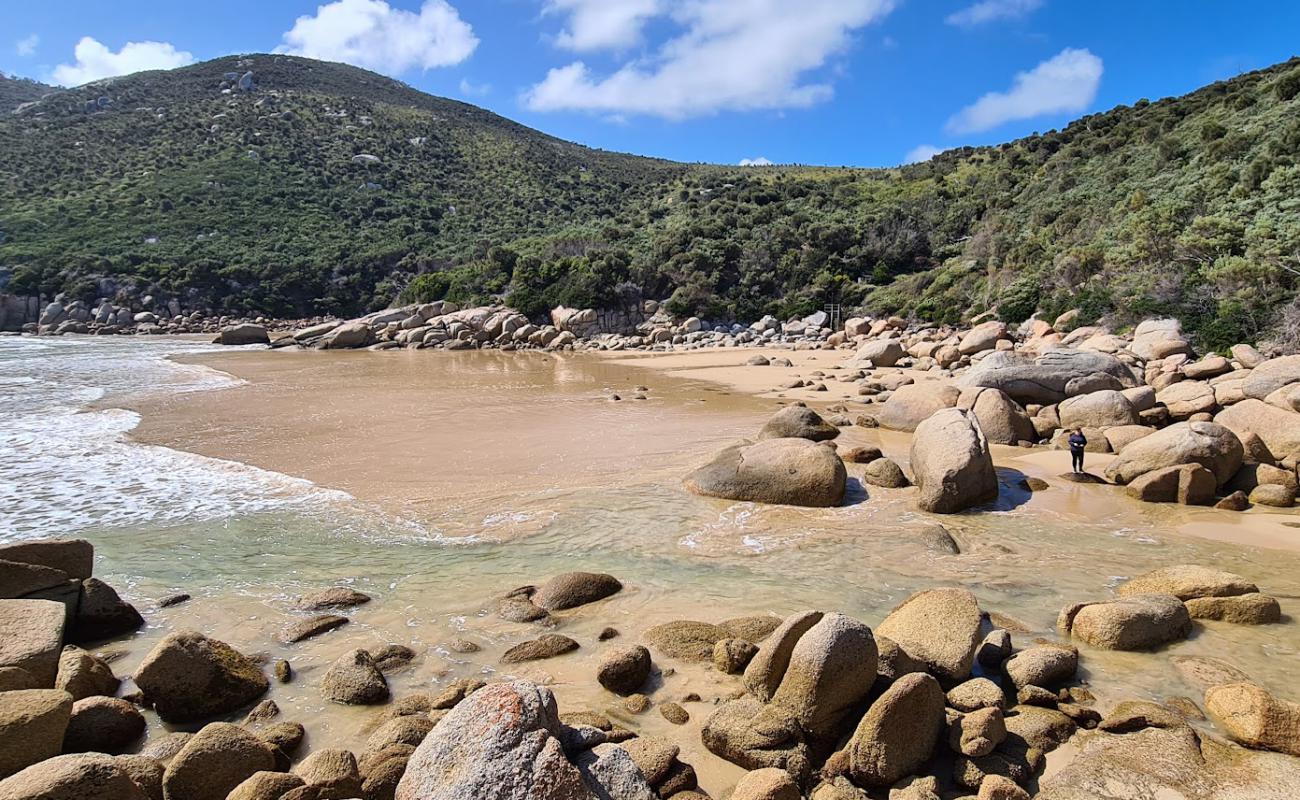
6,336,1300,798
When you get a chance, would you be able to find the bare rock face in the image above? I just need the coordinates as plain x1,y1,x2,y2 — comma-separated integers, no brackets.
0,689,73,779
0,753,151,800
1037,724,1300,799
1059,594,1192,651
1205,683,1300,756
685,438,847,507
731,768,802,800
1058,390,1138,429
758,406,841,442
1117,565,1257,600
847,672,946,787
1215,399,1300,463
1124,464,1216,505
396,681,593,800
133,632,268,723
910,409,999,514
0,599,67,687
876,588,983,685
162,723,276,800
701,697,811,780
596,645,651,695
957,348,1137,405
957,387,1035,445
54,646,119,701
876,384,961,432
321,649,390,704
1001,643,1078,691
743,611,825,701
1104,421,1244,487
533,572,623,611
768,613,879,741
215,323,269,346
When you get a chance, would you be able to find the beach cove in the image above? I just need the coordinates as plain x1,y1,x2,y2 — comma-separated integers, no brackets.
4,336,1300,797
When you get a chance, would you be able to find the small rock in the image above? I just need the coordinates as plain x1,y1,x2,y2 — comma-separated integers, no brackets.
501,634,579,664
659,702,689,725
596,645,651,695
321,649,389,705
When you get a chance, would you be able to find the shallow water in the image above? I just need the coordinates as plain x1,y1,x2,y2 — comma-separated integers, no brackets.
3,337,1299,795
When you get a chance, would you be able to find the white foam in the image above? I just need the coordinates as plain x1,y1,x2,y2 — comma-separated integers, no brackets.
0,338,349,539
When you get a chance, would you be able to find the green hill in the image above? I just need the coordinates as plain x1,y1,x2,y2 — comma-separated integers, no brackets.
2,53,1299,348
0,73,58,112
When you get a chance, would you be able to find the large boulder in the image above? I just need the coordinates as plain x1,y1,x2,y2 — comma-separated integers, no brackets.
1059,594,1192,650
55,646,119,701
321,649,389,703
1058,390,1138,429
1117,565,1257,600
1002,643,1077,691
0,753,151,800
1103,421,1243,487
0,690,73,779
163,723,276,800
957,348,1137,405
0,600,66,686
533,573,622,611
957,387,1035,445
743,611,825,701
1037,724,1300,799
596,645,651,695
1157,381,1218,421
215,324,269,346
958,321,1008,356
731,768,801,800
1242,355,1300,400
133,632,268,723
685,438,846,507
1215,399,1300,463
876,588,982,684
322,321,375,349
847,672,946,787
0,539,93,580
71,578,144,642
396,681,591,800
62,697,145,754
769,613,878,741
910,409,999,513
877,384,961,432
855,339,906,367
758,406,840,442
1205,683,1300,756
701,697,810,779
643,620,729,662
1125,464,1216,505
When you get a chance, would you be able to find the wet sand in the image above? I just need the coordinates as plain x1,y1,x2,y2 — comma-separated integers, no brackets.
603,345,1300,555
98,343,1300,796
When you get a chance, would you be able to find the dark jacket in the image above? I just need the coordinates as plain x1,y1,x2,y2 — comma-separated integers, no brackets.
1068,432,1087,453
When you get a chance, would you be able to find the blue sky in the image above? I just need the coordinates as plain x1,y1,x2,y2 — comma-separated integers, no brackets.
4,1,1298,167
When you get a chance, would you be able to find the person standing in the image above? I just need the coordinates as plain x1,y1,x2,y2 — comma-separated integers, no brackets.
1068,428,1088,473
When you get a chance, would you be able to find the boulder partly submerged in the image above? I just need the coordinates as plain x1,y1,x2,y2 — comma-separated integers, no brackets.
910,408,998,514
685,438,846,507
757,406,840,441
132,632,268,723
1059,594,1192,651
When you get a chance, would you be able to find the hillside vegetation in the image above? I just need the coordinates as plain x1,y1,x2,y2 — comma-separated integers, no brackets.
0,73,57,112
1,54,1299,349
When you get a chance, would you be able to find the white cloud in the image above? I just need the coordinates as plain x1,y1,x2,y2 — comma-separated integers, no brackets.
903,144,943,164
739,157,774,166
946,0,1042,27
946,47,1102,134
525,0,895,119
52,37,194,86
544,0,663,52
279,0,477,75
16,34,39,57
